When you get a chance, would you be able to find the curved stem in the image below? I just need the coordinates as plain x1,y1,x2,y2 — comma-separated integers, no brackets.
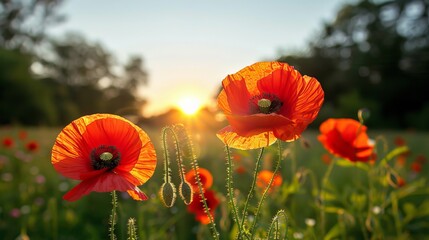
238,147,265,239
250,141,282,236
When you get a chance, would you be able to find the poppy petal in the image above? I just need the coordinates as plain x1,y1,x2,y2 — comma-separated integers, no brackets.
127,140,157,185
127,187,149,201
217,125,277,150
63,172,145,201
225,114,294,137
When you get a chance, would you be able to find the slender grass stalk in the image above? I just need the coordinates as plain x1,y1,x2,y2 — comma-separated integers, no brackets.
110,191,118,240
320,158,336,237
249,141,283,236
225,145,243,235
238,147,265,239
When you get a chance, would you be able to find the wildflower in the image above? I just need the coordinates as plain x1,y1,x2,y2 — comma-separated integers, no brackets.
321,153,332,165
217,62,324,149
305,218,316,227
2,137,14,148
51,114,157,201
318,118,375,162
256,170,283,193
410,161,422,173
185,168,213,192
397,177,406,187
18,130,28,140
396,154,407,167
187,189,220,224
26,141,39,152
9,208,21,218
235,165,246,174
371,206,382,215
394,136,406,146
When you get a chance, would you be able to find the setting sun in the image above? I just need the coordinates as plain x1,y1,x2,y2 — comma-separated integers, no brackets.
178,96,202,115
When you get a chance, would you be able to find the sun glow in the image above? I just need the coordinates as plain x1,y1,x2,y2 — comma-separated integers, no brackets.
178,96,202,115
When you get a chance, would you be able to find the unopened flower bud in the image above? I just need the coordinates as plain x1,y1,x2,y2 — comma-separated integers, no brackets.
179,181,193,205
159,182,176,207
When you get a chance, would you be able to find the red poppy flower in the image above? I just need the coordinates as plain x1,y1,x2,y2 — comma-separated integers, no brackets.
396,176,406,188
235,165,246,174
410,162,422,173
26,141,39,152
256,170,283,193
51,114,157,201
187,189,220,224
394,136,406,146
185,168,213,192
318,118,375,162
19,131,28,140
217,62,324,150
321,153,332,165
2,137,14,148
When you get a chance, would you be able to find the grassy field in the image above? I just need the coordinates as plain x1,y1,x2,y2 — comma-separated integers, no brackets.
1,125,428,239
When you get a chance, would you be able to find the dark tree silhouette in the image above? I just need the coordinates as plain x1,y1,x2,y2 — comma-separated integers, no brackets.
278,0,429,129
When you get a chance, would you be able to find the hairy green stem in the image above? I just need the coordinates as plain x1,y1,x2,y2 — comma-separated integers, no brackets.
110,191,118,240
238,147,265,239
250,141,282,236
225,146,243,236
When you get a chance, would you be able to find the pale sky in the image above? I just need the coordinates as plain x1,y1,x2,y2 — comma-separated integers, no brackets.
49,0,350,117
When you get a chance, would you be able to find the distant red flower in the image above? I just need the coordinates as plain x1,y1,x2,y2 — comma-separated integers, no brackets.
397,177,406,188
321,154,332,165
26,141,39,152
187,189,220,224
51,114,157,201
18,131,28,140
2,137,14,148
235,165,246,174
318,118,375,162
394,136,406,146
185,168,213,192
256,170,283,193
396,154,407,167
410,162,422,173
217,62,324,150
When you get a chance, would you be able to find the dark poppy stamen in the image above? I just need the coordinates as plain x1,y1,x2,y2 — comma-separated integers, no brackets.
249,93,283,114
90,145,121,170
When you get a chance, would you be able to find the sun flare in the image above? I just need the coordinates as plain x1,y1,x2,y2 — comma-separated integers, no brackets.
178,96,202,115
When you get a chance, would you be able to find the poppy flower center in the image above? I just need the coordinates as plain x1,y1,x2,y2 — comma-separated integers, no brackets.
249,93,283,114
90,145,121,170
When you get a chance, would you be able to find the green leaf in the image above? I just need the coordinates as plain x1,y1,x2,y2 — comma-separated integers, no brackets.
323,224,341,240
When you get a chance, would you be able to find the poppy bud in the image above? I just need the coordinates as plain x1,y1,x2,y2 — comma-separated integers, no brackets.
159,182,176,207
179,180,193,205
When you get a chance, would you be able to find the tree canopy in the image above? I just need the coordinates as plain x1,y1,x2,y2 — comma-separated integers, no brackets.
278,0,429,129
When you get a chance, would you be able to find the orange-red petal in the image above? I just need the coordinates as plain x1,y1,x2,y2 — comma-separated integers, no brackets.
217,125,277,150
63,172,144,201
318,118,374,162
185,168,213,191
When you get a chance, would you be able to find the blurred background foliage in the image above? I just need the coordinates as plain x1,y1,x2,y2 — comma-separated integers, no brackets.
1,0,429,129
